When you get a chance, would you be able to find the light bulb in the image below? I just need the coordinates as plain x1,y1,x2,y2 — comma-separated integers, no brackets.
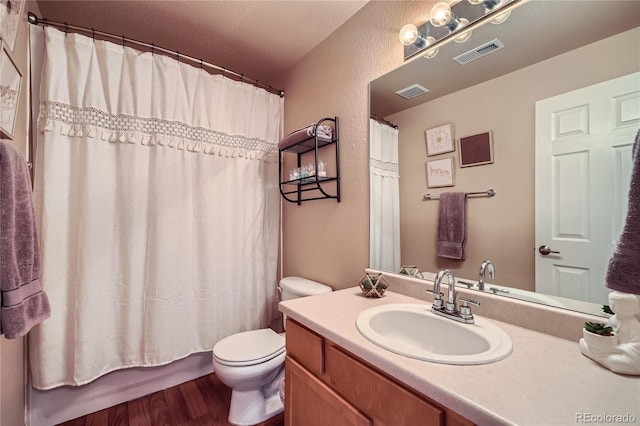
399,24,419,46
430,2,453,27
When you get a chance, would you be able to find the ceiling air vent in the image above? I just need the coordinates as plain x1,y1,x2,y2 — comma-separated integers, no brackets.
453,39,505,65
395,84,429,99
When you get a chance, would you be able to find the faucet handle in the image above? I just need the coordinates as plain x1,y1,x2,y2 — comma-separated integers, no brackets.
459,297,479,321
459,297,479,307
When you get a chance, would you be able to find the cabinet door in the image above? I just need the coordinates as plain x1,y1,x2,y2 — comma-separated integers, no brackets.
325,343,445,426
285,356,372,426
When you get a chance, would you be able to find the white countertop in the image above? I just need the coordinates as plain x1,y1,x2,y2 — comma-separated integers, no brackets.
279,287,640,426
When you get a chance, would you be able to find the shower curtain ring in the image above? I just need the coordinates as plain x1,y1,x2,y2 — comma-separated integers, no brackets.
91,28,95,40
64,22,68,35
176,51,180,62
200,59,204,69
121,35,125,48
151,43,155,55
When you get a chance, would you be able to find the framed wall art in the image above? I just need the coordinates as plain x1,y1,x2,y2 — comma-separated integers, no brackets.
0,0,24,53
0,45,21,139
459,131,494,167
425,123,454,156
425,156,455,188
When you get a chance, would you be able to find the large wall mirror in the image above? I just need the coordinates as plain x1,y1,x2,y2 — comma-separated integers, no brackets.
369,0,640,317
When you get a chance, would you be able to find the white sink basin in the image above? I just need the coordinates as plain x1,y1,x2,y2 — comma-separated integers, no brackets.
356,303,512,365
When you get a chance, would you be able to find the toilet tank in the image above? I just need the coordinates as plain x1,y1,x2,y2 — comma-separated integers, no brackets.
279,277,332,329
279,276,332,300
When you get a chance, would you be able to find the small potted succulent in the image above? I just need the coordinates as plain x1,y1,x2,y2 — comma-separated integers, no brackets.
582,321,617,356
584,322,614,336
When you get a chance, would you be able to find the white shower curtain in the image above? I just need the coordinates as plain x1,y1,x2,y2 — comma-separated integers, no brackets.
369,119,400,272
29,27,283,389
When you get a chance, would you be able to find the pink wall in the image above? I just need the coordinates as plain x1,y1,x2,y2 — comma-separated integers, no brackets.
273,1,428,290
0,2,36,424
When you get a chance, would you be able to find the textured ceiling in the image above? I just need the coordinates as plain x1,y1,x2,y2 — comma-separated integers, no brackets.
35,0,369,87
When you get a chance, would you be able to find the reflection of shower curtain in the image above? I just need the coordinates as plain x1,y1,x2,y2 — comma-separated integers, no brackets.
369,119,400,272
29,27,283,390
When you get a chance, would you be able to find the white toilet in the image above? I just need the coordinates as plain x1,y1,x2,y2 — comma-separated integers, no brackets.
212,276,332,425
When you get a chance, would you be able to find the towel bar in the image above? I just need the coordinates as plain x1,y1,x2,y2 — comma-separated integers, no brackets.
422,189,496,201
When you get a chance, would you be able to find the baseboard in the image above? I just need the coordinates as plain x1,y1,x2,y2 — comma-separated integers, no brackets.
28,352,213,426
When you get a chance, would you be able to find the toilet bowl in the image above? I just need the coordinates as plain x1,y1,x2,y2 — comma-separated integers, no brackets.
212,277,332,425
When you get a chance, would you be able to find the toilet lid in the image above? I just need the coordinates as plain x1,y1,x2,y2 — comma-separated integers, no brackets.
213,329,285,366
279,276,332,296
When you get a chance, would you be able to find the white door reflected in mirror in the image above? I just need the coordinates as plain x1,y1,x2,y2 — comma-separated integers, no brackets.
535,72,639,305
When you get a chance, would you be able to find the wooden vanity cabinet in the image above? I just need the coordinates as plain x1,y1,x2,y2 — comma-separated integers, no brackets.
285,319,475,426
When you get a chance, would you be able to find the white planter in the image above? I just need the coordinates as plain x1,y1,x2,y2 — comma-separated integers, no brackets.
582,329,617,357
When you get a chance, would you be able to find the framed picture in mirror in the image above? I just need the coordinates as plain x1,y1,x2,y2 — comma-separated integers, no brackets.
425,123,455,156
0,44,21,139
426,156,455,188
459,131,494,167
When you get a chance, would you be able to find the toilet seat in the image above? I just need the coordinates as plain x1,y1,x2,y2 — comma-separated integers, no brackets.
213,329,285,367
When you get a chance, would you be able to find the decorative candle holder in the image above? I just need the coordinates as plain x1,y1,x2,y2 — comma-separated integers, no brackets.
399,265,424,279
359,272,388,298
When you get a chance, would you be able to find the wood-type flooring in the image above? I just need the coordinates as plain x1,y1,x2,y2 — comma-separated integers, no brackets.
57,373,284,426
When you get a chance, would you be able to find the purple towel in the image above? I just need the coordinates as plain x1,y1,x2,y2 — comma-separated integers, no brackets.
0,141,50,339
606,129,640,295
436,192,468,260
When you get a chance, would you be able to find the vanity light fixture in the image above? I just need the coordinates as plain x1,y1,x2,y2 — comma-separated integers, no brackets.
399,0,522,61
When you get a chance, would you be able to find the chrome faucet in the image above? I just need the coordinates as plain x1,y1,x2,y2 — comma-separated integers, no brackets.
478,260,495,291
429,269,479,324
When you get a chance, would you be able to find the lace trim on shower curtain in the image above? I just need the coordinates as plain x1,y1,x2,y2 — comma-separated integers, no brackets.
370,157,399,178
38,101,278,160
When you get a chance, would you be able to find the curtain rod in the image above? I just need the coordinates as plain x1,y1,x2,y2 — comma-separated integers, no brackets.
370,114,398,129
27,12,285,98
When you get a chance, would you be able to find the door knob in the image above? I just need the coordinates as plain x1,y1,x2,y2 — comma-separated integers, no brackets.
538,245,560,256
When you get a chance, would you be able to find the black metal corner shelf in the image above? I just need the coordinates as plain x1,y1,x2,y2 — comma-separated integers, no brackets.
279,117,340,205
